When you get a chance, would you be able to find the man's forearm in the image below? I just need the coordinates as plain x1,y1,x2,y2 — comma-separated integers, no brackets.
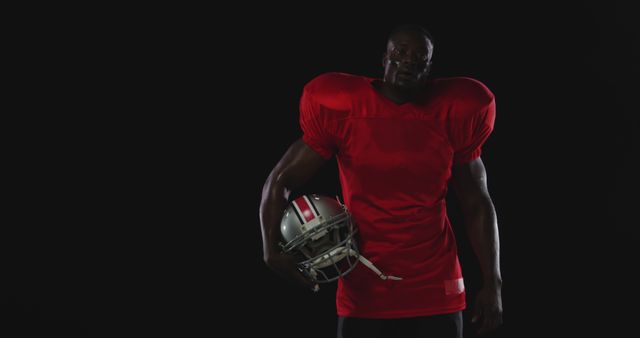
259,139,328,261
260,173,290,259
463,198,502,287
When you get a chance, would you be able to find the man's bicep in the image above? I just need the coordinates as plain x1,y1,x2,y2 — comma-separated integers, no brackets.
451,157,490,206
272,138,328,189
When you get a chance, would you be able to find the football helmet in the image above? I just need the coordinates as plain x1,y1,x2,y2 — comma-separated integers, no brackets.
280,194,402,283
280,194,359,283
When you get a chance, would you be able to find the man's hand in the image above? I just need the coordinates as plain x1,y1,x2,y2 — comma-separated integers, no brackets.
264,252,318,292
471,284,503,335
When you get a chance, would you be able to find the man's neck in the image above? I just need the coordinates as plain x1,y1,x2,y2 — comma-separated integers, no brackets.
377,81,421,105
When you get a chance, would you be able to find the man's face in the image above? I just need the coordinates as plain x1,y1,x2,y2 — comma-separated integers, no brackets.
383,32,433,89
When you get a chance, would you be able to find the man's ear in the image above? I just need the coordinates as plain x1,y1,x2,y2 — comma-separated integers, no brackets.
424,61,433,76
382,52,388,68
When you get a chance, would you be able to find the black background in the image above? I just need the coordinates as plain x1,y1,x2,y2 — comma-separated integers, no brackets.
4,2,638,337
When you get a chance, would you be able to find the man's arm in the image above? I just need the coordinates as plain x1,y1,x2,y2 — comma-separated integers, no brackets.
260,138,327,289
451,157,503,335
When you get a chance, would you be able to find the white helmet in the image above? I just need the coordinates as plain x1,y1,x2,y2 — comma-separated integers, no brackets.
280,194,359,283
280,194,403,284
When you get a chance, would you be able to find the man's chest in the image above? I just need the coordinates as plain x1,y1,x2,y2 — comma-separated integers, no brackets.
336,118,453,186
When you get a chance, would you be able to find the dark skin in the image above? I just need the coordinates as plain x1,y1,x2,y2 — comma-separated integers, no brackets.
376,30,434,103
260,30,502,335
260,140,324,291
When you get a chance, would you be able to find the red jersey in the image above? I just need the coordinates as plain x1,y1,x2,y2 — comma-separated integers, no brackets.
299,72,496,318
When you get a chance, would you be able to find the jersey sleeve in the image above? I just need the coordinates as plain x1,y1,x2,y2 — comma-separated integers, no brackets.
450,81,496,165
298,74,343,159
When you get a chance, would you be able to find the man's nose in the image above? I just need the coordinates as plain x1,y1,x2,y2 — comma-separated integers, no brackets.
396,57,420,70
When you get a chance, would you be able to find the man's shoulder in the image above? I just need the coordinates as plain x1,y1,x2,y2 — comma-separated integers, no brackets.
433,76,494,104
302,72,367,110
431,77,495,121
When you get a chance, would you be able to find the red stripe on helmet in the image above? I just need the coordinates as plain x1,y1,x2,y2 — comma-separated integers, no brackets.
293,196,316,223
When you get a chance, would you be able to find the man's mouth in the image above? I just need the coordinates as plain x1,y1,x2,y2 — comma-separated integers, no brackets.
397,71,415,78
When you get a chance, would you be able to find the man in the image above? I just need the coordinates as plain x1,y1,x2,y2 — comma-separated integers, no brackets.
260,24,502,338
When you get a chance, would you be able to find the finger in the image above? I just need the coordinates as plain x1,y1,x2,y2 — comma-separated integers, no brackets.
477,314,499,335
484,309,502,328
477,318,492,335
477,325,490,336
291,269,317,289
271,266,314,290
493,311,503,327
471,307,483,324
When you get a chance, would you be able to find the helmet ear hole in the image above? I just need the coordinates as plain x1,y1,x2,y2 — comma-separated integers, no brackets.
338,222,350,241
333,226,341,243
304,235,334,258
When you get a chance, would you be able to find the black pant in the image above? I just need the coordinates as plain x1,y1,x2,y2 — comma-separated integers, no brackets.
337,311,462,338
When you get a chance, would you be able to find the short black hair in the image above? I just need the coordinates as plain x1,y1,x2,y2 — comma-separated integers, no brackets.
388,24,434,46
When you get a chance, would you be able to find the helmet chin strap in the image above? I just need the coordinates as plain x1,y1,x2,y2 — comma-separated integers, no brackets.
347,249,403,281
308,247,403,281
